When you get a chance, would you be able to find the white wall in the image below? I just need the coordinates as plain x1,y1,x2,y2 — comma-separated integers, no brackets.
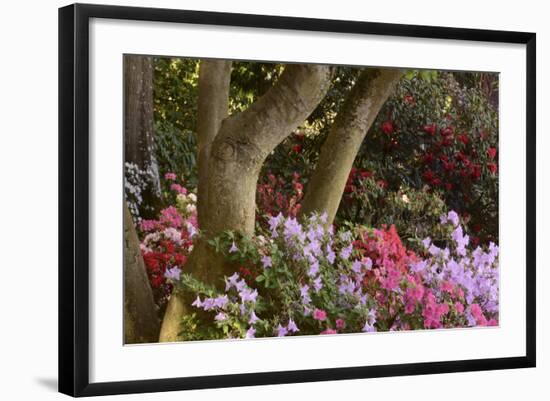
0,0,546,399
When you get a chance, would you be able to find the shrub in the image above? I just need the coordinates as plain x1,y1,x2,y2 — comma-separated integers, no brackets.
357,72,499,243
138,174,198,308
339,166,448,248
173,211,498,340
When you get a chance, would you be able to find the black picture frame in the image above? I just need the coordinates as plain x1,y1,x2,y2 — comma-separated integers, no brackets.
59,3,536,397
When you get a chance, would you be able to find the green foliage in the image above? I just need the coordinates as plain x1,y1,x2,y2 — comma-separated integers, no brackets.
229,62,282,113
153,57,200,186
338,177,448,249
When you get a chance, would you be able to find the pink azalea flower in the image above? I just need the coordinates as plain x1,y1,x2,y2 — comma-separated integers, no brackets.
164,172,177,180
313,309,327,321
170,183,187,194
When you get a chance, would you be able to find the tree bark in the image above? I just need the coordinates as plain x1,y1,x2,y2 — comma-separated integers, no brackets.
301,68,404,225
159,64,332,342
124,205,160,343
196,60,233,225
124,55,162,219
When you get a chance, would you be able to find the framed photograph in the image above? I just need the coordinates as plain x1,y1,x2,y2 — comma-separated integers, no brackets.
58,3,536,397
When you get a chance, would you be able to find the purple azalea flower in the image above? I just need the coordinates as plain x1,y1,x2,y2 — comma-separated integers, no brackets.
339,231,352,242
327,247,336,264
452,226,470,250
191,296,202,308
287,319,299,333
261,255,272,269
214,312,227,321
164,266,181,281
213,295,229,308
308,258,320,277
239,288,258,303
428,244,441,256
304,239,322,256
447,210,460,226
362,309,377,332
225,272,240,291
351,260,362,273
340,244,353,260
361,322,376,333
313,276,323,292
363,257,373,270
229,241,239,253
300,284,311,304
248,310,259,324
422,237,431,249
246,327,256,339
284,217,303,240
320,212,328,224
268,213,283,231
233,279,246,292
276,324,288,337
201,298,215,311
338,276,355,295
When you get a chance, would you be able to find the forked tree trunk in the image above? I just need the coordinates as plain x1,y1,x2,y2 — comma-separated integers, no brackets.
301,68,404,225
124,55,162,219
124,205,160,343
159,64,333,342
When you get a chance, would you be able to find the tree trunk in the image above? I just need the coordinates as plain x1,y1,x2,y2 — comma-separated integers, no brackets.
124,205,160,343
196,60,233,225
301,68,404,225
124,55,162,219
159,64,333,342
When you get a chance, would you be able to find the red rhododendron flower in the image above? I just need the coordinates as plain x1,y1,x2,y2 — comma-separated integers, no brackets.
381,121,394,135
471,165,482,180
487,162,498,174
443,161,455,172
440,127,453,137
422,124,436,135
422,153,434,164
291,144,302,154
404,95,415,104
487,147,497,159
457,134,469,145
422,170,435,182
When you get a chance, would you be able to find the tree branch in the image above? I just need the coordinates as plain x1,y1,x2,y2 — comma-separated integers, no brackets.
196,60,233,225
301,68,404,225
